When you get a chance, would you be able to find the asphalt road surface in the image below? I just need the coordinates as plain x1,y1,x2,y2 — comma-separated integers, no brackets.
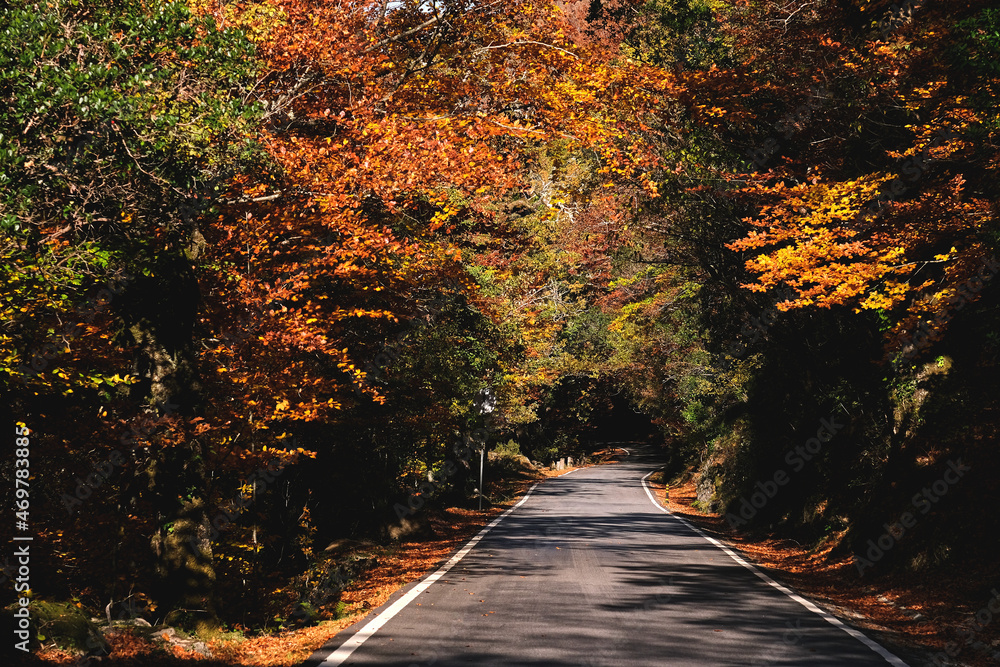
305,446,908,666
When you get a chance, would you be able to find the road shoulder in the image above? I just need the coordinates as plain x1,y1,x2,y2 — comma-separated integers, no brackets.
645,473,961,667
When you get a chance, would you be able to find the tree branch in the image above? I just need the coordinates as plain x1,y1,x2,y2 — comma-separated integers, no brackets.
364,15,441,54
474,40,579,59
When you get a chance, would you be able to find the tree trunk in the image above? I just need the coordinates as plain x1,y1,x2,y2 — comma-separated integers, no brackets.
147,443,217,627
118,248,218,627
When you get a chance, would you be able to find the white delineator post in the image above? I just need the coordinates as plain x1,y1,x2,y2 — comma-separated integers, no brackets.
479,447,485,511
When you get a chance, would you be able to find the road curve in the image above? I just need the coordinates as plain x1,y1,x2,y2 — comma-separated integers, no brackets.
304,446,908,666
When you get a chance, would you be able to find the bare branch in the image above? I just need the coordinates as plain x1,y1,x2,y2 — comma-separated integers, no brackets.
474,40,579,59
364,15,441,54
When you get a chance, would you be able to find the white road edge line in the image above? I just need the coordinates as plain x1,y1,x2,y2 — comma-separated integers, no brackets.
319,483,541,666
640,471,909,667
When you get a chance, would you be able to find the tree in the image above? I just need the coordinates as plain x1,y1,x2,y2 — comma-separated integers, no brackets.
1,0,264,623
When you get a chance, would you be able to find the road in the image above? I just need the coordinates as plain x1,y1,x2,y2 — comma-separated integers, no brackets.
305,446,908,666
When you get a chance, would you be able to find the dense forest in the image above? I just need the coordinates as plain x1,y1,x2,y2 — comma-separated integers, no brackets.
2,0,999,661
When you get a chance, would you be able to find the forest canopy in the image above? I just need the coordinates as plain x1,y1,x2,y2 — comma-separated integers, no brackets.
2,0,998,643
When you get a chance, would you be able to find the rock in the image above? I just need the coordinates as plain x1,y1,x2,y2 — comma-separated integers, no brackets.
151,625,212,657
348,555,379,574
180,639,211,656
298,552,381,615
695,466,721,513
100,616,153,635
12,600,111,655
385,515,433,541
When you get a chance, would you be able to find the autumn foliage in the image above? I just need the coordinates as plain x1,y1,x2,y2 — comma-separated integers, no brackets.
4,0,1000,655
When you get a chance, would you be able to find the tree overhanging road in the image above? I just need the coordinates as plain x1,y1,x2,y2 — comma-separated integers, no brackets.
304,447,910,666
